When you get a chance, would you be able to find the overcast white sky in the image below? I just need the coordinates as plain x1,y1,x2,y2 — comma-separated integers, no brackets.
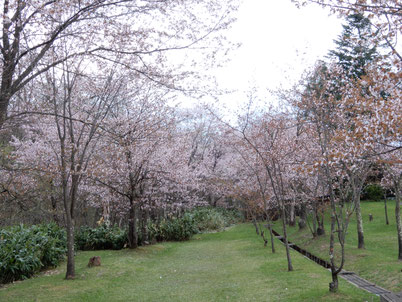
209,0,344,111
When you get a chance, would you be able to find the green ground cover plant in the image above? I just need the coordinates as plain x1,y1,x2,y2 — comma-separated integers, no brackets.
0,223,66,284
189,207,242,232
0,224,376,301
75,225,128,251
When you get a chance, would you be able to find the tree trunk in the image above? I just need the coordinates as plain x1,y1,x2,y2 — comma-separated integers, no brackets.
394,180,402,260
141,207,149,244
252,216,260,235
329,270,339,292
280,201,293,272
128,201,138,249
65,215,75,279
50,195,60,225
329,194,339,292
265,218,275,253
298,203,307,230
355,196,365,249
384,193,390,225
311,201,318,237
289,202,296,226
316,212,325,236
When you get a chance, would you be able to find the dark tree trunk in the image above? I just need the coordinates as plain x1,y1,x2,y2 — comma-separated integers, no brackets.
280,201,293,272
141,207,148,244
260,230,268,247
329,271,339,292
265,219,275,253
316,213,325,236
298,203,307,230
128,201,138,249
51,195,60,225
394,181,402,260
252,216,260,235
65,216,75,279
355,197,365,249
384,193,390,225
311,201,318,237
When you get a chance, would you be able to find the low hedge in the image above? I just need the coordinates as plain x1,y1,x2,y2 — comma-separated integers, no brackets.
75,224,128,250
190,207,243,232
0,223,66,284
149,214,198,242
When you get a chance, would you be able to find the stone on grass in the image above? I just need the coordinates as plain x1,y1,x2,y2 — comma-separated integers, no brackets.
88,256,101,268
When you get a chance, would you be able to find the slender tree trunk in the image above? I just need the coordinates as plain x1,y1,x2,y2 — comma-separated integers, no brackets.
394,180,402,260
355,196,365,249
141,207,149,244
128,200,138,249
267,221,275,253
65,214,75,279
298,203,307,230
328,186,339,292
0,69,14,131
329,270,339,292
280,201,293,271
317,211,325,236
0,98,8,129
289,202,296,226
311,201,318,237
50,195,60,225
384,192,390,225
260,229,268,247
264,210,275,253
252,215,260,235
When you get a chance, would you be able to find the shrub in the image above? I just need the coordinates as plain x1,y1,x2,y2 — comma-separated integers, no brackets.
191,208,226,232
362,184,384,201
35,223,67,267
217,208,244,225
0,223,66,284
75,224,127,250
149,214,197,242
190,207,243,232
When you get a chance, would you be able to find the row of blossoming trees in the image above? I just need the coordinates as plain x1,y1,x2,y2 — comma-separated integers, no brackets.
1,62,236,279
222,57,401,294
219,1,401,292
0,0,240,280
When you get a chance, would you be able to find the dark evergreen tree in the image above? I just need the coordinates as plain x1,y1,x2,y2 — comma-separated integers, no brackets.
328,13,379,80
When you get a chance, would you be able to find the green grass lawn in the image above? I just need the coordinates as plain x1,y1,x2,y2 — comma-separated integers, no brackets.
283,199,402,293
0,224,377,302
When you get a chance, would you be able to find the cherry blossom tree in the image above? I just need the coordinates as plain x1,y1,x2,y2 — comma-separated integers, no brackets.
231,101,301,272
342,63,401,259
11,58,125,279
289,62,355,291
87,83,183,248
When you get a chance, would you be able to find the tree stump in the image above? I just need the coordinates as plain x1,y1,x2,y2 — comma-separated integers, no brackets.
87,256,101,267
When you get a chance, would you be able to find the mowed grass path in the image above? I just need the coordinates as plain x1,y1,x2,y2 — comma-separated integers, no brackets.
0,224,376,302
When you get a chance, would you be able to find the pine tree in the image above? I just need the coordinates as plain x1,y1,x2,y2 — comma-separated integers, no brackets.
328,13,379,80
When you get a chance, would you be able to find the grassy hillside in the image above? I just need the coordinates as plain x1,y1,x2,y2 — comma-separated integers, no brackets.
284,200,401,292
0,224,376,301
